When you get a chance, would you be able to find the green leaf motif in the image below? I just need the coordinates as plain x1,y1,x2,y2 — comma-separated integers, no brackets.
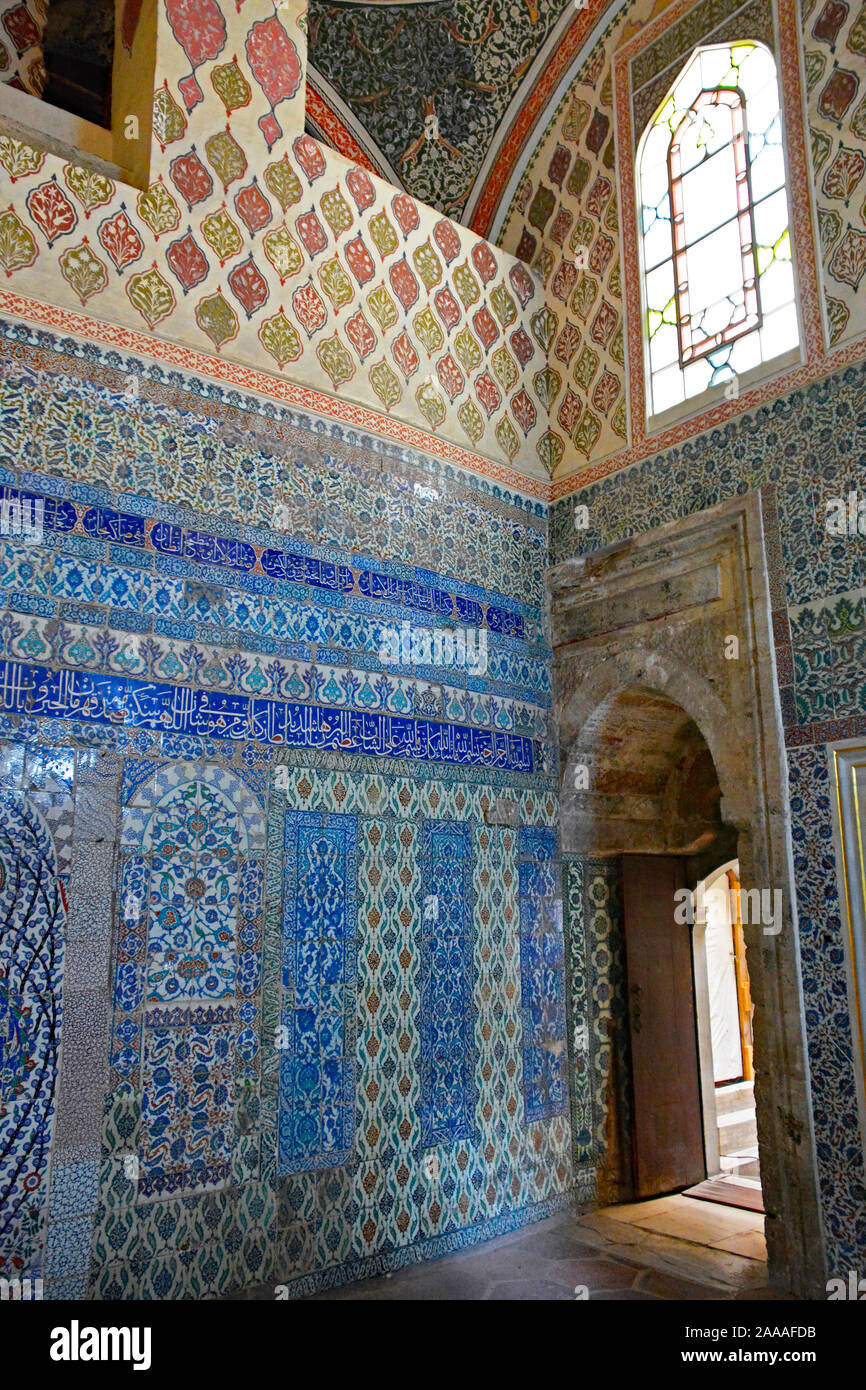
369,212,399,260
316,334,354,388
263,225,304,283
320,188,353,237
58,240,108,304
495,414,520,461
367,285,398,331
259,311,303,367
611,399,628,440
457,400,484,445
453,261,480,307
201,209,243,263
369,360,402,410
152,86,187,148
0,136,44,182
412,307,443,354
210,59,252,113
126,267,176,328
574,410,601,459
536,429,565,478
416,380,446,430
195,292,239,349
453,327,481,373
530,306,557,352
0,210,38,275
137,182,180,239
64,164,114,216
532,366,562,411
204,130,247,190
264,157,302,212
318,255,353,310
490,283,517,328
413,241,442,289
490,347,518,392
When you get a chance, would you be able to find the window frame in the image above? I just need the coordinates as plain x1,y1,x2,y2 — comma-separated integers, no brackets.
635,40,804,431
668,86,762,367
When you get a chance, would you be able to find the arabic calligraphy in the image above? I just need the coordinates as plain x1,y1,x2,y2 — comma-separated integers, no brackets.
12,487,526,638
4,660,536,773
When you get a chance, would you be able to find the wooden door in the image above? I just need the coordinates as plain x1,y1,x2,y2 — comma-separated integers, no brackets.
622,855,706,1197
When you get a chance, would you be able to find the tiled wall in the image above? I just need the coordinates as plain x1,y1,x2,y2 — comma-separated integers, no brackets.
563,855,633,1208
0,0,556,481
551,355,866,1278
803,0,866,348
0,319,572,1299
1,0,864,1303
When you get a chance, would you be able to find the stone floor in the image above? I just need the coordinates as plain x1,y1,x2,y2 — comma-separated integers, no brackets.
227,1200,777,1301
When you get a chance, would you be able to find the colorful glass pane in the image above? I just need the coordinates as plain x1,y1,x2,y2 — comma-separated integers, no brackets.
638,43,798,417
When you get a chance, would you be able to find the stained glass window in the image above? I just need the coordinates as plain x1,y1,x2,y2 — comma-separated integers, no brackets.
638,43,798,418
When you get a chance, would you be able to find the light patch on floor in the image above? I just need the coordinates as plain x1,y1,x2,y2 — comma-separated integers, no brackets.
575,1194,770,1296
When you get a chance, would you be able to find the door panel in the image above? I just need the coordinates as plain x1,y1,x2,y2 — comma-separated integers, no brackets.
622,855,706,1197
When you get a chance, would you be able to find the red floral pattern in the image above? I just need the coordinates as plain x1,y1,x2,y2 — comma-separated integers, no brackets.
391,193,420,239
292,281,327,337
293,136,326,186
234,181,272,236
433,218,461,264
345,234,375,286
229,255,270,318
346,168,375,213
25,180,76,247
295,210,328,258
245,16,302,149
389,257,419,311
165,0,227,110
97,209,145,274
169,150,214,209
472,243,498,285
346,310,376,360
436,353,464,401
166,230,209,293
433,286,461,330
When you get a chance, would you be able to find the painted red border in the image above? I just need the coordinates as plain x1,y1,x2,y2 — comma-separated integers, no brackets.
305,82,382,178
0,289,552,503
469,0,615,239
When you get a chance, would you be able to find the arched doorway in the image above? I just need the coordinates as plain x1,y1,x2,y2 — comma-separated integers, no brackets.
551,493,825,1298
563,684,753,1201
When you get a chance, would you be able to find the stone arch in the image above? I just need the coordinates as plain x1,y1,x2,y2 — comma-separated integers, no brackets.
559,643,753,854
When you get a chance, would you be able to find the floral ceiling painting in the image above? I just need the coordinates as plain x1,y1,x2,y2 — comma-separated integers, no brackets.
306,0,574,221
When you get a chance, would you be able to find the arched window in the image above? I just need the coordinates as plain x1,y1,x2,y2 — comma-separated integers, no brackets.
637,42,798,420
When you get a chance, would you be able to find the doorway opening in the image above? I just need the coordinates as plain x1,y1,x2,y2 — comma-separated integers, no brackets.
551,494,826,1297
566,687,769,1286
686,859,763,1215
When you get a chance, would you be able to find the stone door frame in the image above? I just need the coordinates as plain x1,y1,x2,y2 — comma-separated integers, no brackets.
549,492,826,1299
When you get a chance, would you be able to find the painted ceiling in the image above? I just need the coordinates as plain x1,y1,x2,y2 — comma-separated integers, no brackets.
306,0,574,224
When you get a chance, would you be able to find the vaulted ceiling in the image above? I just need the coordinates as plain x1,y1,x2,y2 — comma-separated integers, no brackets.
306,0,578,228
